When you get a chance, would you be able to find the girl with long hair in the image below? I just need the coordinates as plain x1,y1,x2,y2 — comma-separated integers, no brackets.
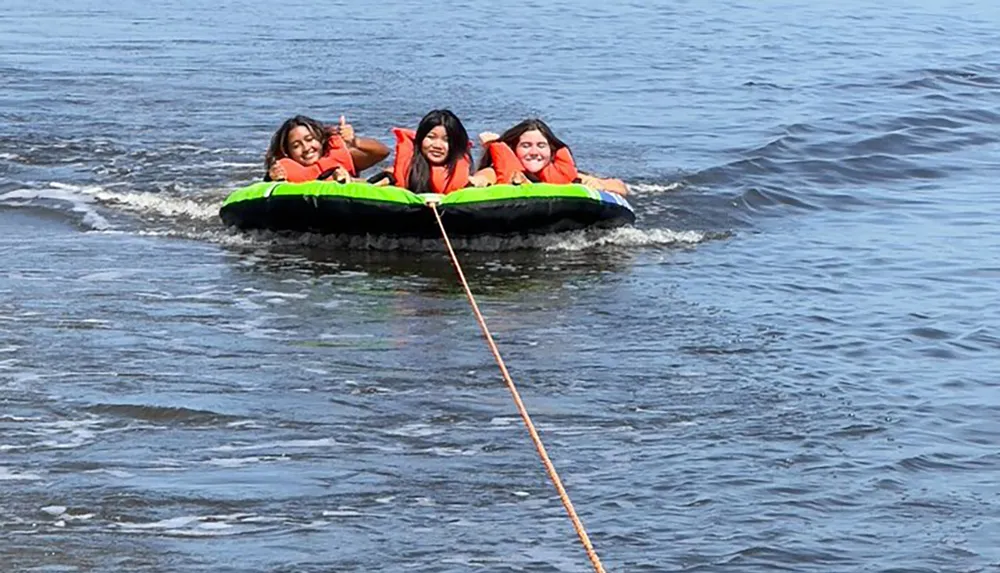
387,109,492,193
264,114,389,183
477,118,628,195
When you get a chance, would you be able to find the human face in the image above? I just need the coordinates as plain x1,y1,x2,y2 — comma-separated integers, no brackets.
514,129,552,174
286,125,323,166
420,125,450,165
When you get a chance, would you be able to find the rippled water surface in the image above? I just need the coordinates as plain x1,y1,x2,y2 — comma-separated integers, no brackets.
2,1,999,571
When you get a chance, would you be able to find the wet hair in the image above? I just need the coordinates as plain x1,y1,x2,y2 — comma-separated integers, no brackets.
264,115,328,169
407,109,471,194
476,118,571,180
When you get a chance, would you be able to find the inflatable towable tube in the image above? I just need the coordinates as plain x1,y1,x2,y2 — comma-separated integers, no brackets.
219,181,635,238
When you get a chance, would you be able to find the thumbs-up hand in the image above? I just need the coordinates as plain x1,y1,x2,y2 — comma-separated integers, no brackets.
268,161,287,181
478,132,500,146
338,115,356,146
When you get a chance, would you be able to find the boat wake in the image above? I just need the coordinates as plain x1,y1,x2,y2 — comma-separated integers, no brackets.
1,181,711,252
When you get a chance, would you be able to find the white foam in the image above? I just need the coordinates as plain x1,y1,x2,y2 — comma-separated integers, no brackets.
77,270,133,282
117,515,199,530
425,446,477,457
202,161,259,169
83,468,135,478
204,456,264,468
253,290,308,300
383,423,444,438
321,509,368,518
0,467,43,481
7,418,103,452
55,513,98,524
628,182,685,195
47,182,222,221
114,513,273,537
35,430,95,450
197,521,233,530
18,181,710,253
174,225,707,252
0,186,112,230
543,227,706,251
224,420,265,429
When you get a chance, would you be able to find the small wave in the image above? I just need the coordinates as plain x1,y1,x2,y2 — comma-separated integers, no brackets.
543,226,707,251
130,224,708,252
922,67,1000,89
1,415,103,453
49,182,222,221
201,160,259,169
0,466,44,481
85,403,245,426
741,80,790,90
895,452,984,472
113,513,277,537
737,186,820,212
0,186,112,230
15,181,710,253
40,506,96,522
203,456,274,468
627,182,685,195
208,437,340,452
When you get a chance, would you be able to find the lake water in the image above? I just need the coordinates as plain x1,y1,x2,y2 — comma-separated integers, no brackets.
2,1,999,571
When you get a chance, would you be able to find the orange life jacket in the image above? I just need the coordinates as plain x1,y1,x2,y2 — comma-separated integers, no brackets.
488,142,579,185
276,135,356,183
391,128,470,194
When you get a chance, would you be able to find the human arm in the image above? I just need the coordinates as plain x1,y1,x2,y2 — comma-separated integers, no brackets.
366,169,394,187
318,165,352,184
468,167,496,188
330,115,390,173
266,161,287,182
578,173,629,196
349,138,390,172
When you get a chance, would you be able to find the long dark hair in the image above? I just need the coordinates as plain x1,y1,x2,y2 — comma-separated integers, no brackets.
265,115,328,169
407,109,470,193
476,118,571,179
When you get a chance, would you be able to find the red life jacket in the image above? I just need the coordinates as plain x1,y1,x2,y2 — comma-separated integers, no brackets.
276,135,356,183
391,128,470,194
488,142,579,185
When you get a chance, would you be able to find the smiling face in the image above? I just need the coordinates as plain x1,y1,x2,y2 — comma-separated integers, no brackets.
514,129,552,173
420,125,451,165
285,125,323,166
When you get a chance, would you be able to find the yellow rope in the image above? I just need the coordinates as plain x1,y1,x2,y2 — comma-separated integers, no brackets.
428,201,607,573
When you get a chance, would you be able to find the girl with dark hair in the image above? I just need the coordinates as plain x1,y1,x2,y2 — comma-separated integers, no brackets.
264,114,389,183
387,109,492,194
477,119,628,196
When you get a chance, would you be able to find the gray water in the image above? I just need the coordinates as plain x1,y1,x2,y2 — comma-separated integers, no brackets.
2,1,999,571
